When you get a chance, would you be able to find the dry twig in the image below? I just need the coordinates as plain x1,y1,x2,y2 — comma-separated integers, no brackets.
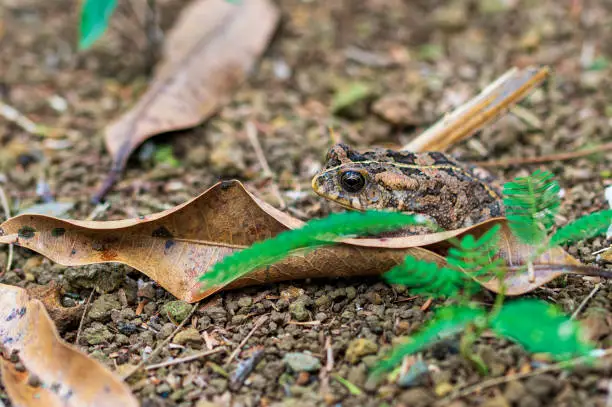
224,314,268,367
123,301,199,380
571,283,602,320
145,347,225,370
246,121,286,209
75,289,96,345
438,348,612,405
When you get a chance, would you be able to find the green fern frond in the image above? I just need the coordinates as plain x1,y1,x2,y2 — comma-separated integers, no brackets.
198,211,425,288
503,170,560,244
550,210,612,247
490,299,593,360
383,257,478,298
371,305,486,376
447,224,504,280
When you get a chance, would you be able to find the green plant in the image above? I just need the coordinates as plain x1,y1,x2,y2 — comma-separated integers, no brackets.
79,0,118,50
376,170,610,377
197,170,611,380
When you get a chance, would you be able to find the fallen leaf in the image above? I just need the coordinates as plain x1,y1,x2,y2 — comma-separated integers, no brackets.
0,180,592,302
25,281,83,332
0,284,137,407
94,0,280,201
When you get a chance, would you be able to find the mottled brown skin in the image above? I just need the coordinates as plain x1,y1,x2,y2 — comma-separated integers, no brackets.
312,143,504,231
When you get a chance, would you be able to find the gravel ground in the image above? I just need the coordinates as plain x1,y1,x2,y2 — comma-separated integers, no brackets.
1,0,612,406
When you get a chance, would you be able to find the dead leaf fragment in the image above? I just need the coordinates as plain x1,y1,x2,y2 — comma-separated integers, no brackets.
0,180,591,302
26,281,83,332
95,0,280,201
0,284,137,407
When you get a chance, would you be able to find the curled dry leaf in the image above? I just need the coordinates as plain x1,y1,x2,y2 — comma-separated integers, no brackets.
0,180,593,302
25,281,83,332
0,284,137,407
94,0,280,201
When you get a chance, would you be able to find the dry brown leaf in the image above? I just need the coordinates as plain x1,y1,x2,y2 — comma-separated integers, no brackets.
94,0,280,201
25,281,83,332
0,284,137,407
0,180,592,302
402,66,550,153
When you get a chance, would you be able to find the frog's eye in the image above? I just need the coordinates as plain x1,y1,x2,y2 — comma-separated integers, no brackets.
340,170,366,193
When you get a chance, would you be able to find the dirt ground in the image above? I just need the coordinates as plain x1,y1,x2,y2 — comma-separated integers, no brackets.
1,0,612,406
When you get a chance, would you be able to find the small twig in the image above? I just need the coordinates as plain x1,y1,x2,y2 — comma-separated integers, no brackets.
245,121,286,209
224,314,268,367
438,348,612,405
571,283,602,320
472,142,612,168
75,289,96,345
0,100,41,135
123,301,199,380
145,347,225,370
0,184,13,275
319,336,333,396
86,202,111,221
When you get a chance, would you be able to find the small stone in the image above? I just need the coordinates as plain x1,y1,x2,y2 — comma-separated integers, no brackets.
314,295,331,308
399,388,434,407
162,300,192,323
481,395,510,407
504,380,527,403
237,296,252,308
398,360,430,388
525,374,559,398
289,296,311,322
431,1,468,30
173,328,203,346
88,294,121,322
345,338,378,364
82,322,113,345
283,352,321,372
435,382,454,397
186,146,208,168
347,363,367,386
518,395,541,407
64,264,125,294
345,287,357,300
203,306,227,323
157,323,176,339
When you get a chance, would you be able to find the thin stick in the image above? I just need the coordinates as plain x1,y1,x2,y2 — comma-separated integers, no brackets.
0,100,40,135
123,302,199,380
402,66,549,153
0,185,13,274
145,347,225,370
224,314,268,367
472,142,612,167
245,121,286,209
75,289,96,345
571,283,601,320
438,348,612,405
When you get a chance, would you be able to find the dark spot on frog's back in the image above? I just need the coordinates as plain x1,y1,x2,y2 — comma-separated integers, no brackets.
152,226,173,238
384,149,417,165
51,228,65,237
18,226,36,239
165,240,175,250
427,152,455,165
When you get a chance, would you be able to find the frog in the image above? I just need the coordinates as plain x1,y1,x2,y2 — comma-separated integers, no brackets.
311,143,504,231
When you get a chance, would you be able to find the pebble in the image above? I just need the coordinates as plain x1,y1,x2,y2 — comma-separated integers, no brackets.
82,322,113,345
345,338,378,364
283,352,321,372
162,300,192,323
173,328,203,346
88,294,121,322
398,388,435,407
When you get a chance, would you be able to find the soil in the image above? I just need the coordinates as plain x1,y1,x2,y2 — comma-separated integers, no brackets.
1,0,612,406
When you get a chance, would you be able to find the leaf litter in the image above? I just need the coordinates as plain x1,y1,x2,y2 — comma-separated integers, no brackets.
0,284,137,407
94,0,280,202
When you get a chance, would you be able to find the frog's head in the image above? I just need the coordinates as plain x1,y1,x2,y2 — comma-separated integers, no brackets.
312,143,409,211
